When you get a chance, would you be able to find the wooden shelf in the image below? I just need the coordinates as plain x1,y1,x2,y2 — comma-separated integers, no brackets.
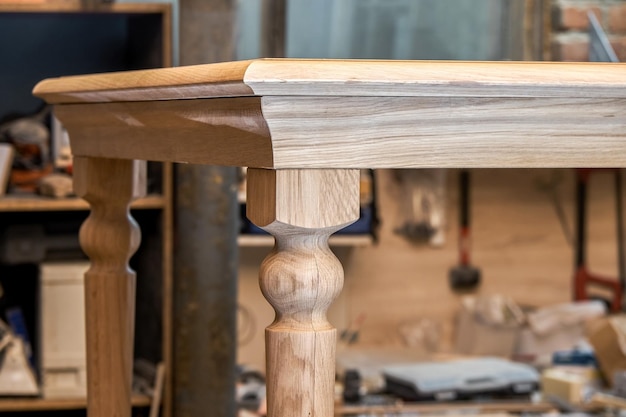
0,194,165,212
0,394,151,411
0,2,171,13
335,399,601,416
238,234,373,247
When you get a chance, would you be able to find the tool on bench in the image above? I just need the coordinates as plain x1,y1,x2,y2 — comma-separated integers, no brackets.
573,169,625,312
449,170,481,291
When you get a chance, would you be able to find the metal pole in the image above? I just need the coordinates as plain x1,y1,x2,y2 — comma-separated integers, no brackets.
173,1,238,416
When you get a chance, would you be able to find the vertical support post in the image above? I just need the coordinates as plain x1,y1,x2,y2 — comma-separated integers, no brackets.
247,168,360,417
173,165,239,417
174,1,238,415
74,157,146,417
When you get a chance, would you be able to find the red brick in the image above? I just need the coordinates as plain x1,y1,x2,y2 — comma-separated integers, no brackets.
553,5,602,31
609,4,626,33
551,36,590,61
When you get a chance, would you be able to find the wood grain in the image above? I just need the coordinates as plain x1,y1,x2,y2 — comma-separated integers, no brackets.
33,60,626,104
0,395,151,412
74,157,146,417
39,60,626,169
53,94,626,169
54,98,273,167
261,95,626,168
245,60,626,98
33,60,254,104
0,2,170,13
246,169,360,417
0,194,163,212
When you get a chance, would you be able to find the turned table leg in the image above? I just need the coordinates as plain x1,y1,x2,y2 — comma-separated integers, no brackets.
74,157,146,417
247,168,360,417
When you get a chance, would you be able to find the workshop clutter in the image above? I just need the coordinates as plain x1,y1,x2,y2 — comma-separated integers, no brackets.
455,295,606,360
455,295,525,357
586,314,626,388
0,317,38,396
0,107,74,197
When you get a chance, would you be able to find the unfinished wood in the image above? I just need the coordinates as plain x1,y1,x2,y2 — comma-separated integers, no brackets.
246,168,360,417
74,157,146,417
56,94,626,168
247,169,360,228
0,194,163,211
0,395,151,412
334,399,597,415
160,5,173,68
237,234,373,247
33,60,254,104
53,98,273,166
161,161,174,417
0,2,171,13
260,95,626,168
33,60,626,104
36,60,626,169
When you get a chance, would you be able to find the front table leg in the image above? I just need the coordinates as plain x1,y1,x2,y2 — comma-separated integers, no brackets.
247,168,360,417
74,157,146,417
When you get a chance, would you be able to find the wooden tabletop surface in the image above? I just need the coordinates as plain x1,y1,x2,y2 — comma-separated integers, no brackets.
34,59,626,169
34,59,626,103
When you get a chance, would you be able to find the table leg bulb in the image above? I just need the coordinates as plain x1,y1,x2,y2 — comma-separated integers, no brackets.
261,231,342,417
247,168,360,417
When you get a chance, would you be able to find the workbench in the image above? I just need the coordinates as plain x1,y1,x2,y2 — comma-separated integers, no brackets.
33,59,626,417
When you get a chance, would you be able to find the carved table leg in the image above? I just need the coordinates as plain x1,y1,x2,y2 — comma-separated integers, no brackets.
74,157,146,417
247,168,360,417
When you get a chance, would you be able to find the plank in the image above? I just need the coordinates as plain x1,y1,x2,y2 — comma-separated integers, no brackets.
0,395,150,412
33,60,254,104
53,98,273,167
0,2,171,14
33,60,626,103
0,194,164,211
51,94,626,169
334,400,597,415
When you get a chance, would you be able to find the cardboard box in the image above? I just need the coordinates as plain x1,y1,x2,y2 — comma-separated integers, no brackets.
586,314,626,386
455,296,522,357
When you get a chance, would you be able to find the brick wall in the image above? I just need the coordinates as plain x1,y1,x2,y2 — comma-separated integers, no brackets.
552,0,626,61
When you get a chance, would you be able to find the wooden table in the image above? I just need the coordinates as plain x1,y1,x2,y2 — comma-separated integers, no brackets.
34,59,626,417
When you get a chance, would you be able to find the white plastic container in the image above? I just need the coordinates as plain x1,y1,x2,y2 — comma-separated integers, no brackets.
40,261,89,398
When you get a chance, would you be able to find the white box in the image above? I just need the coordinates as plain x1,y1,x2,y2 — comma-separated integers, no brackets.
40,261,89,398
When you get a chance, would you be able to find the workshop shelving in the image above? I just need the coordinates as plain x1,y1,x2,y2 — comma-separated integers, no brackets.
0,194,166,212
0,2,173,414
0,395,151,412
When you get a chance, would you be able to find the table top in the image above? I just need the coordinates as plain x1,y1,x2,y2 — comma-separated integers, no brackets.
33,59,626,169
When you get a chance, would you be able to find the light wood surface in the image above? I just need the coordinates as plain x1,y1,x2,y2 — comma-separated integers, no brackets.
237,234,373,247
54,98,273,167
0,194,164,211
33,60,254,104
37,60,626,169
247,169,360,417
74,157,146,417
260,95,626,168
0,2,171,13
33,60,626,102
0,395,151,412
334,399,593,415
